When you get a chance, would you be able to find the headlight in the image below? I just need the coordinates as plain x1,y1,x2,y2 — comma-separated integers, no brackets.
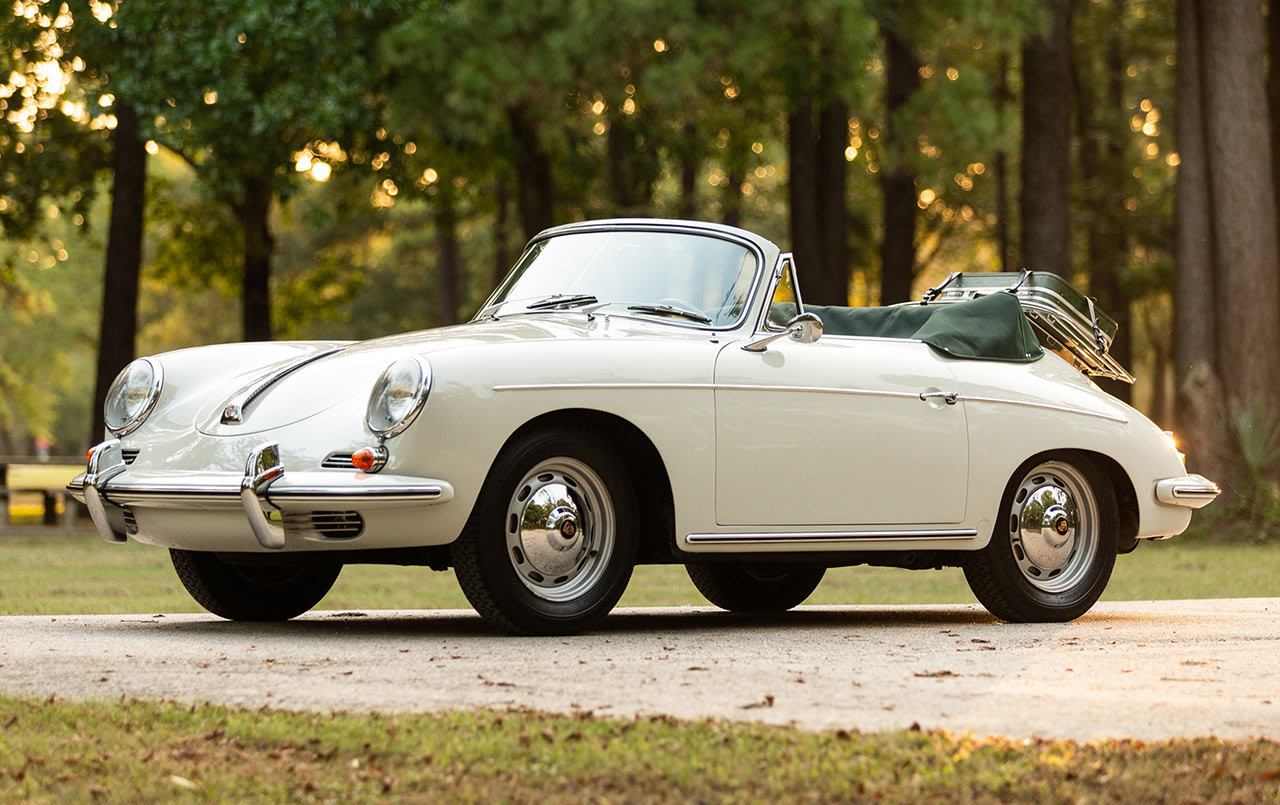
104,358,163,436
366,356,432,437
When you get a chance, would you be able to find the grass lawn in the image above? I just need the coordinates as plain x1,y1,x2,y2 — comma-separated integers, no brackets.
2,529,1277,802
1,697,1278,804
0,527,1276,616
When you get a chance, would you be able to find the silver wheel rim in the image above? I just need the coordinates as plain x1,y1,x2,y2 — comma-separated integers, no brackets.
1007,460,1099,594
505,457,615,602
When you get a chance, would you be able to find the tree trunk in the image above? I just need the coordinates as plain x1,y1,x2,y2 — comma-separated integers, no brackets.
435,192,460,326
788,97,822,297
879,26,921,305
607,119,640,214
507,106,555,241
493,176,512,288
1076,0,1132,403
236,176,274,342
1270,0,1280,240
90,102,146,447
815,98,850,305
1199,0,1280,416
1174,0,1226,481
722,140,745,229
994,54,1012,272
1020,0,1074,278
678,124,699,221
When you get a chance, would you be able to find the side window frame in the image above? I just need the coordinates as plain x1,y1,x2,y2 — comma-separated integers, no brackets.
761,253,806,332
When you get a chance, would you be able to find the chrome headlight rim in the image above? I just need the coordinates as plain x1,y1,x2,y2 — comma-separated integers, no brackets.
104,357,164,437
366,356,432,438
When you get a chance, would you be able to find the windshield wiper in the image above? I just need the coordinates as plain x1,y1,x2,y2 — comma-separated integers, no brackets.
625,303,713,324
526,293,599,310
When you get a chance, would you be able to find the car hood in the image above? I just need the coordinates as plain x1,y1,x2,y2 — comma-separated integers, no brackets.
194,314,716,436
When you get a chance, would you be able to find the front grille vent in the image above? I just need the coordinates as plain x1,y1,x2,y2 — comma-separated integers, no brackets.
283,511,364,540
321,453,356,470
122,449,140,466
121,507,139,535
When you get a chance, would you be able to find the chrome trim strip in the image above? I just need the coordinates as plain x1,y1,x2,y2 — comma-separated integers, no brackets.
220,346,345,425
268,485,445,504
495,382,714,392
100,485,448,509
493,382,1123,424
83,439,127,543
685,528,978,546
959,394,1128,424
493,382,924,402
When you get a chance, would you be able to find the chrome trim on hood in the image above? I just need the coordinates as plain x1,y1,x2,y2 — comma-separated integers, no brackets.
220,346,346,425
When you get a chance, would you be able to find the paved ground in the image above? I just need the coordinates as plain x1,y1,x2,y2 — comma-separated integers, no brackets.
1,598,1276,742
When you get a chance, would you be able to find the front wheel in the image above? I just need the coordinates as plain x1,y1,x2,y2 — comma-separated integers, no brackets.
686,563,826,612
170,549,341,621
964,452,1118,622
451,429,638,635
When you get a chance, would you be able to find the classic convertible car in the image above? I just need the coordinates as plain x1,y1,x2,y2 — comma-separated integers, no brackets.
71,218,1218,635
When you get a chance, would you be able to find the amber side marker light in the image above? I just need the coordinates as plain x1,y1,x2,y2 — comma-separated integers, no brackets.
351,447,381,473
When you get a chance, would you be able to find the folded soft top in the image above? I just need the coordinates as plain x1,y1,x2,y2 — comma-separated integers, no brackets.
806,291,1044,363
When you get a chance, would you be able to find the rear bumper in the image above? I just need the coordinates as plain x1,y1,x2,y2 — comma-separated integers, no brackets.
69,439,454,549
1154,474,1220,509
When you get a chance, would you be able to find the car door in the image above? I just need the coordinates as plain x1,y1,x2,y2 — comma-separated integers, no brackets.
713,333,969,528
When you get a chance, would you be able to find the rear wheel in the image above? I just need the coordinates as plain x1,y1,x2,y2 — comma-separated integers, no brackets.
686,563,825,612
451,429,638,635
964,452,1118,622
170,549,341,621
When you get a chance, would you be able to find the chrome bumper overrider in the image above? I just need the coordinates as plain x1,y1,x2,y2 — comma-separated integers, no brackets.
69,439,454,549
1154,474,1221,509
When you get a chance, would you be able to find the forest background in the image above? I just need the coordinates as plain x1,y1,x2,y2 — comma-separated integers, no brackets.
0,0,1275,525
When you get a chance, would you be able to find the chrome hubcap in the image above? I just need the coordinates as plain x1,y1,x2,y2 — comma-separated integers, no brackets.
1008,460,1098,593
505,457,614,602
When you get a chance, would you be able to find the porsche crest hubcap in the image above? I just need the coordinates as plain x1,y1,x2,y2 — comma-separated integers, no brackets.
505,458,615,602
1008,460,1098,593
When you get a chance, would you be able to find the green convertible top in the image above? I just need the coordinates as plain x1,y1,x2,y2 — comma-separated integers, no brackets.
805,291,1044,363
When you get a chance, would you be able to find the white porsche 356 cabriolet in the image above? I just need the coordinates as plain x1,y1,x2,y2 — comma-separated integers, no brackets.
71,218,1218,635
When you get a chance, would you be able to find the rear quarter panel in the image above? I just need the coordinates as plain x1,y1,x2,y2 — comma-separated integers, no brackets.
953,352,1191,540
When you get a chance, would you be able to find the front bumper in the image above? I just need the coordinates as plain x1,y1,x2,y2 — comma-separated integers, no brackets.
1154,474,1221,509
69,439,454,549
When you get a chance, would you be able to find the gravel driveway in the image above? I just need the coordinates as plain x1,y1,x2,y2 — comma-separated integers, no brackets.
1,598,1275,741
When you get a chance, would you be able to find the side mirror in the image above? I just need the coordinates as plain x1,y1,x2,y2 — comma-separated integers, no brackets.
742,312,824,352
787,312,823,344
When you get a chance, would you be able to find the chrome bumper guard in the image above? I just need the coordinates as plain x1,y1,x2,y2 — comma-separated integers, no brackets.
82,439,128,543
70,440,453,550
1154,474,1220,509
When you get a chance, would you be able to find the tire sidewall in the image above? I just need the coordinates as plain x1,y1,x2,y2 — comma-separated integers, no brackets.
464,429,638,633
171,549,340,621
972,451,1119,622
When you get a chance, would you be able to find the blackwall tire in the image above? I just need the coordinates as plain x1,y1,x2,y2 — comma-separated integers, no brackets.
451,429,638,636
686,563,826,612
170,549,341,621
964,451,1118,623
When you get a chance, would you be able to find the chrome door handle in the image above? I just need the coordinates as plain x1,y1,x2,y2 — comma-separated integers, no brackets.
919,391,959,405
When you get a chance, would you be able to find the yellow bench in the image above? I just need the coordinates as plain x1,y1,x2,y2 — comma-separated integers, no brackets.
0,458,84,527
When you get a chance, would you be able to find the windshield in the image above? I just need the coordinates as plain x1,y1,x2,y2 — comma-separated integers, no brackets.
482,229,760,327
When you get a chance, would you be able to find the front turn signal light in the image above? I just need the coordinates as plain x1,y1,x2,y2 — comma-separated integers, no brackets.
352,446,387,473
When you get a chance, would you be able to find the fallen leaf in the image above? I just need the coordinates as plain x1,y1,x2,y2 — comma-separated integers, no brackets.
169,775,198,791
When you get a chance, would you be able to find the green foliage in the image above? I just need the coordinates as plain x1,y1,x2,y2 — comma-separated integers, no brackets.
0,4,109,244
1223,397,1280,538
0,192,106,453
85,0,409,200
